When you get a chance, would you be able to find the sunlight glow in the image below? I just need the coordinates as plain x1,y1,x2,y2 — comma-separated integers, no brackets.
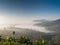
0,16,7,25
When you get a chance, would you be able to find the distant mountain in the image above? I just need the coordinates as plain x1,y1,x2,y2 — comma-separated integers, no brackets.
33,19,48,23
34,19,60,32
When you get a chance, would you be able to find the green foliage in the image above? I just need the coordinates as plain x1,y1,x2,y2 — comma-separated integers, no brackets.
9,36,16,42
5,36,10,41
41,40,45,45
35,40,45,45
35,40,41,45
19,36,31,45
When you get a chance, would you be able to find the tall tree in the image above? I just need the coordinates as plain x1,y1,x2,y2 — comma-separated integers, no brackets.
13,31,15,36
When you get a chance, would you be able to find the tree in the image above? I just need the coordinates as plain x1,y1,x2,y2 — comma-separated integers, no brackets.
0,35,2,41
13,31,15,36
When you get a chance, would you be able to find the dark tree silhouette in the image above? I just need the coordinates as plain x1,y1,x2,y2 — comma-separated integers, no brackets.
0,35,2,41
13,31,15,36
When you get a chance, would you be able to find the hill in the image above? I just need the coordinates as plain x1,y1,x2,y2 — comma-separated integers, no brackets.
34,19,60,32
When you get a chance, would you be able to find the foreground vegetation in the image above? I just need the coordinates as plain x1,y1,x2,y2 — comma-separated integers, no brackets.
0,31,45,45
0,31,60,45
0,35,45,45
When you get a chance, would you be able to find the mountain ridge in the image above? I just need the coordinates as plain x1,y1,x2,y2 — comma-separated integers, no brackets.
34,19,60,32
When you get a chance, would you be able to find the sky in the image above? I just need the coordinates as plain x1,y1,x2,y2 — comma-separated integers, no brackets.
0,0,60,24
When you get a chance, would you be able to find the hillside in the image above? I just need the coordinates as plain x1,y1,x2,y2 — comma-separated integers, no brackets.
0,27,48,40
34,19,60,32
